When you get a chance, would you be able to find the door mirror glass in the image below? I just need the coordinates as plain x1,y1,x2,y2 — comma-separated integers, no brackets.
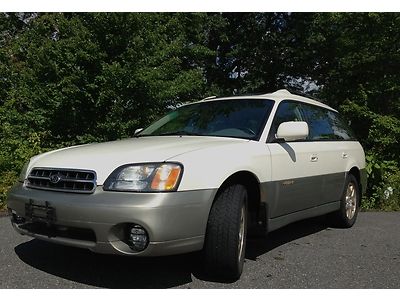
276,121,309,142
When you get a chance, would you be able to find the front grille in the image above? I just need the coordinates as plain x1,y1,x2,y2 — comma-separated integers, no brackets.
26,168,97,194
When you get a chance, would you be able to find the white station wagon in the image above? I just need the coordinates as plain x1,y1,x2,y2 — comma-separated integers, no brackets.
7,89,366,279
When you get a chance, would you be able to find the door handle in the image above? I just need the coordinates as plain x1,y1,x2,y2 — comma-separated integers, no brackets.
342,152,348,159
310,154,318,162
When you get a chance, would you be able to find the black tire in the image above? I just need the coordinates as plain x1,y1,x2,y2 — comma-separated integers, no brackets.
329,174,360,228
202,184,248,280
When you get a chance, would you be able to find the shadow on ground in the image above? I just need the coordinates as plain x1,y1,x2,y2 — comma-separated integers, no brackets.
15,216,327,288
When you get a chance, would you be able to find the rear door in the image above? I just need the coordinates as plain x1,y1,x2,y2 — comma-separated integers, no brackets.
300,104,349,205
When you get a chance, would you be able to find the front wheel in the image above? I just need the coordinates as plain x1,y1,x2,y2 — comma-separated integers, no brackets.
202,184,248,280
329,174,360,228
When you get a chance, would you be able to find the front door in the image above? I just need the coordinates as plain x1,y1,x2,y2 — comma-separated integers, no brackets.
266,100,324,217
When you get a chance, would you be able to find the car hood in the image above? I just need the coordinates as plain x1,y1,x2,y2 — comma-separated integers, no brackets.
28,136,248,185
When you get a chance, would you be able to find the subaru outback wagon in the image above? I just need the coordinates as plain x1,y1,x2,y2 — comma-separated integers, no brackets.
7,89,366,279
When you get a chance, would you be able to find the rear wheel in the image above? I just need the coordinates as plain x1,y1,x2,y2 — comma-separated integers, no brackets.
202,184,248,280
329,174,360,228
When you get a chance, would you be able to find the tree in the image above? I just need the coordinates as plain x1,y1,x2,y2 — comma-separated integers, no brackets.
1,12,399,209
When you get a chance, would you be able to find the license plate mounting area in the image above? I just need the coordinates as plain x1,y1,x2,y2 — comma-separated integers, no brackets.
25,199,56,225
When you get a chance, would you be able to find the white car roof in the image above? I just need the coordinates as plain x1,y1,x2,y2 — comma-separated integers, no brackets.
194,89,337,112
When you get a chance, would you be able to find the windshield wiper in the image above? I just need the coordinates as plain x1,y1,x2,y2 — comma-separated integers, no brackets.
157,130,204,136
136,130,204,137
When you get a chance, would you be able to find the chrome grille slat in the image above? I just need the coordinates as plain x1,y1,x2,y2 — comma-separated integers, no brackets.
26,168,97,194
27,176,95,184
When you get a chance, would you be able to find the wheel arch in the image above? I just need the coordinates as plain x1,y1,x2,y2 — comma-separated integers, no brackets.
348,166,362,206
212,170,263,233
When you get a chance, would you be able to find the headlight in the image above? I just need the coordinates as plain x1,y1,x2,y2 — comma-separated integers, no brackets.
103,163,183,192
19,160,30,182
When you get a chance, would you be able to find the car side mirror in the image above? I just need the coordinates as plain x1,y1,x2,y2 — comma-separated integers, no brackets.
134,128,143,135
275,121,309,142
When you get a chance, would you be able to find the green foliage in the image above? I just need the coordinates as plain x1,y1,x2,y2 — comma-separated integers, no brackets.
0,12,399,210
363,155,400,211
363,153,399,210
0,171,18,209
0,12,217,206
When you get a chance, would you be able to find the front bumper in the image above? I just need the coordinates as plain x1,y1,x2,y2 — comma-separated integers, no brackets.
7,183,216,256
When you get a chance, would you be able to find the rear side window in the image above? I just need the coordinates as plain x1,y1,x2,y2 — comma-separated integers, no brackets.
326,111,356,140
301,104,334,140
301,104,356,141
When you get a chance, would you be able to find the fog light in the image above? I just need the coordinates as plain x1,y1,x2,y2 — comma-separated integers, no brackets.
127,225,148,252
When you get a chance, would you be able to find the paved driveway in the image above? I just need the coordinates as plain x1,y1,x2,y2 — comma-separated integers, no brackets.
0,212,399,288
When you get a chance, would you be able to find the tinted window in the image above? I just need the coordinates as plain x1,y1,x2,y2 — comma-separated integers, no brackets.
138,99,274,140
268,101,305,141
302,104,355,141
327,111,356,140
302,104,334,140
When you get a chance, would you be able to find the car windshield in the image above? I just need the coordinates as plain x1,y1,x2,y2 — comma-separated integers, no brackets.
138,99,274,140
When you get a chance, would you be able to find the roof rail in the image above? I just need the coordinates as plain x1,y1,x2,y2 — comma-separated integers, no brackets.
201,95,217,101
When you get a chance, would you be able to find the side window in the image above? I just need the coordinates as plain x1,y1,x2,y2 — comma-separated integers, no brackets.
301,104,356,141
301,104,335,140
327,111,356,140
268,101,305,141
